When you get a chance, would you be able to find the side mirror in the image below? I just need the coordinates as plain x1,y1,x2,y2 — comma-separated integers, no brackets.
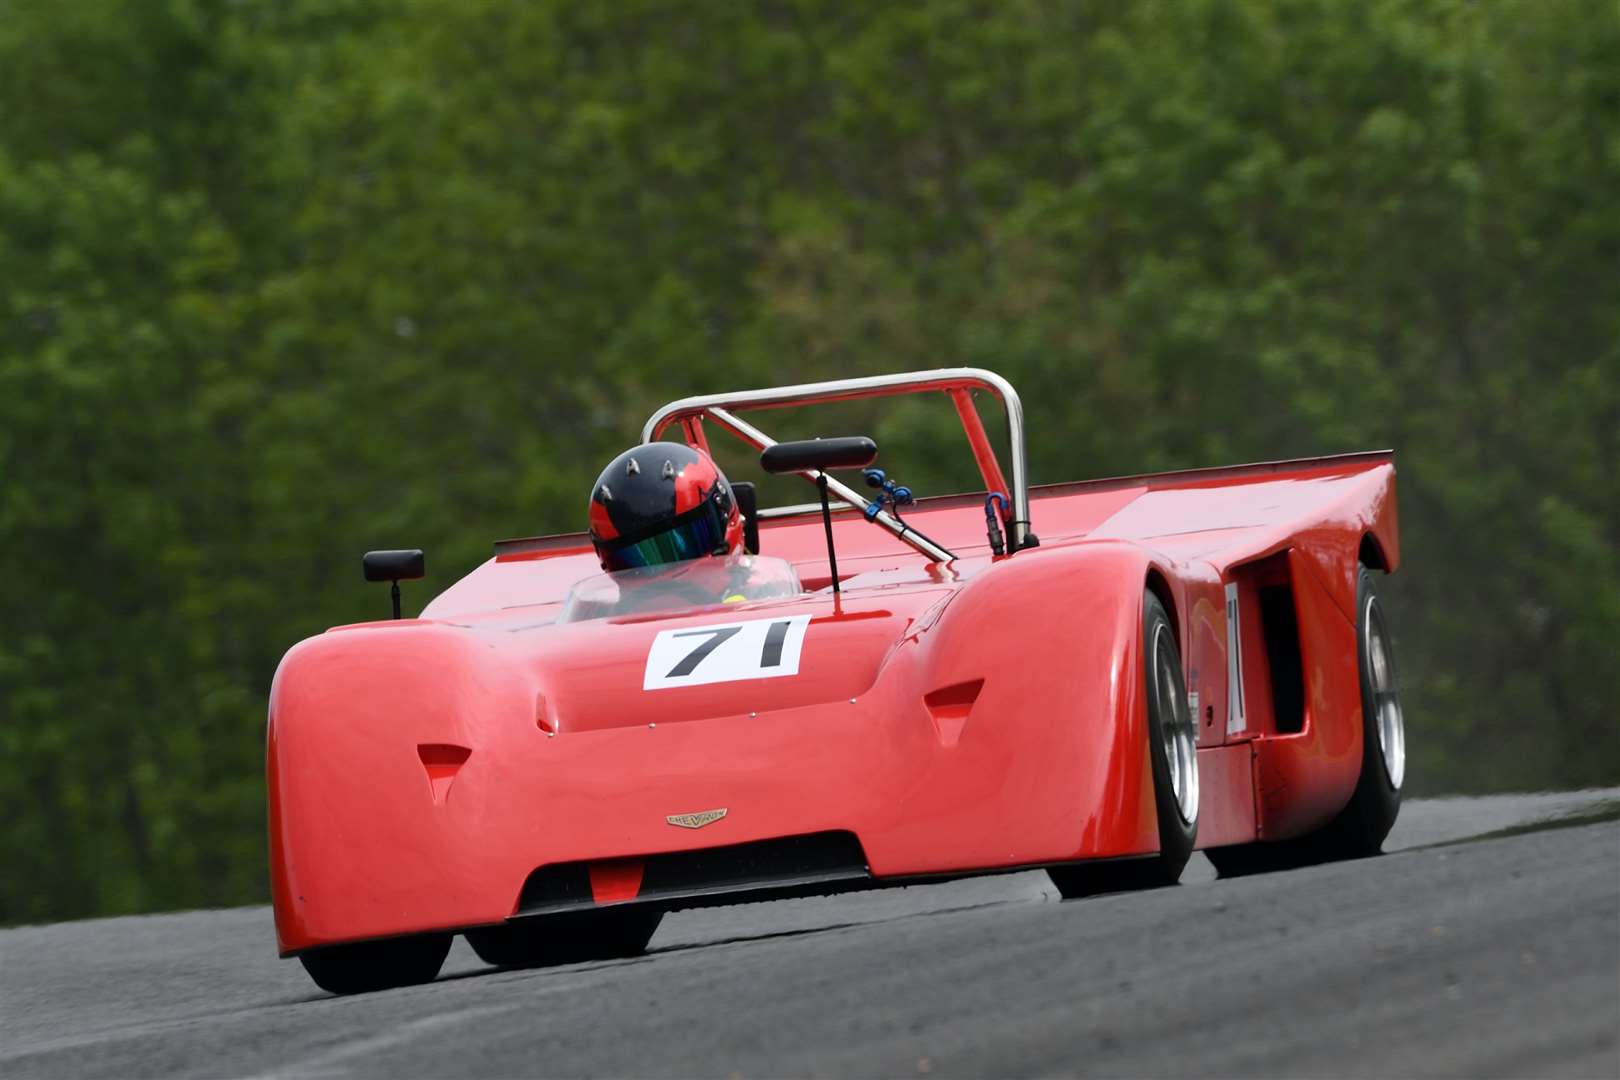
759,436,878,475
363,549,425,582
363,549,425,619
758,437,876,596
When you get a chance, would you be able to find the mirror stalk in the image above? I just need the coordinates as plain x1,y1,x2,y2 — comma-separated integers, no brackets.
817,474,841,594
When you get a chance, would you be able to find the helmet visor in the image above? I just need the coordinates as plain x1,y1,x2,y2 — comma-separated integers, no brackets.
599,500,729,571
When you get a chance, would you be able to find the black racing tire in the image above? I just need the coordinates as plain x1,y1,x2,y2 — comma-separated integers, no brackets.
1049,589,1199,899
297,932,452,996
465,907,663,969
1207,564,1405,878
1327,564,1405,851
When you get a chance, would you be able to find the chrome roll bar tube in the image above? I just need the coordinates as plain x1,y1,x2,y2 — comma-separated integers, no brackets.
641,368,1032,559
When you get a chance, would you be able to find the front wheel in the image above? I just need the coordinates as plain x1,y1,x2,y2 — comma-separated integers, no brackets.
1049,589,1199,898
465,907,663,969
298,932,452,995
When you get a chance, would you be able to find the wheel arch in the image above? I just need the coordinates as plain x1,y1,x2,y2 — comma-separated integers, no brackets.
1144,565,1182,651
1359,532,1391,574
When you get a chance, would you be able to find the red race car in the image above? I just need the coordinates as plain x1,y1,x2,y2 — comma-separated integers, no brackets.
267,368,1407,994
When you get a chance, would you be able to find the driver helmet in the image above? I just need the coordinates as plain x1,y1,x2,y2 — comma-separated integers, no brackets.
588,442,743,572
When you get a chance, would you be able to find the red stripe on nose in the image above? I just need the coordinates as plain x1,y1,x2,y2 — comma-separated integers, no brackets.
588,858,645,903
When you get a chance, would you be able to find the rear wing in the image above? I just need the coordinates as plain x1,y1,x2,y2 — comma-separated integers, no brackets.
642,368,1033,560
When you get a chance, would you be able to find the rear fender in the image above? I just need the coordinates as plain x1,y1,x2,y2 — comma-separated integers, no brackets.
1249,547,1365,838
1289,464,1400,620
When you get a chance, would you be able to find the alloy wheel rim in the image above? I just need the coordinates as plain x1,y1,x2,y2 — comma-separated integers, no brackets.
1364,596,1406,790
1154,624,1201,825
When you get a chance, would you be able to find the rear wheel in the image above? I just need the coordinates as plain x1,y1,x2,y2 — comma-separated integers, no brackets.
298,932,452,996
1207,564,1405,877
465,907,663,968
1330,564,1405,850
1049,589,1199,898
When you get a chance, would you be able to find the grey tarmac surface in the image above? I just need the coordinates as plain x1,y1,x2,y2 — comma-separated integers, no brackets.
3,791,1617,1078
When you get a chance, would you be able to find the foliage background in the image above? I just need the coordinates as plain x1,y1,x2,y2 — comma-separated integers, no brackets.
2,0,1616,924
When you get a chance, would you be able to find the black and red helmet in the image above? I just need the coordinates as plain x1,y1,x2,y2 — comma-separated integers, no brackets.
587,442,743,572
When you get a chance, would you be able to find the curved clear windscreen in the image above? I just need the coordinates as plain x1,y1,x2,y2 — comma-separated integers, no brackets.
559,554,802,623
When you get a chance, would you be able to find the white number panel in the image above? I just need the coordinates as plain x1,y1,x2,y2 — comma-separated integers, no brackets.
642,614,813,690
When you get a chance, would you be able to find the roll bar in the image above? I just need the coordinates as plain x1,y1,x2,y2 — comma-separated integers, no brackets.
641,368,1033,559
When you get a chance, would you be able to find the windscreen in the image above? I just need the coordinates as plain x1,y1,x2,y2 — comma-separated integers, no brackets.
559,554,802,623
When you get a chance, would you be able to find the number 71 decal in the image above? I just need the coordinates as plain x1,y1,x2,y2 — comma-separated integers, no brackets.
643,614,812,690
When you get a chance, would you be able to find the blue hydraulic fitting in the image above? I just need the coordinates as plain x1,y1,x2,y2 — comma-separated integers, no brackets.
985,492,1009,556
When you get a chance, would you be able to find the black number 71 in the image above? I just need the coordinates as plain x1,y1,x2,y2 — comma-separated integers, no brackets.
667,621,793,678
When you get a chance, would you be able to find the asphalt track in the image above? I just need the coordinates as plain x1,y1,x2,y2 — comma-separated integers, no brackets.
4,791,1617,1079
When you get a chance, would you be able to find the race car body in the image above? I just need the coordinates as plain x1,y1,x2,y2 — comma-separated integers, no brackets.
267,369,1406,993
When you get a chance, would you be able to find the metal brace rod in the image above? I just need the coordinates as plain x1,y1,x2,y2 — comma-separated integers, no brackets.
704,407,955,563
642,367,1031,550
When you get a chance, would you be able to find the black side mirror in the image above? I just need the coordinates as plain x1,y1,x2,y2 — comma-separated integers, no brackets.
363,549,425,582
731,482,761,555
759,436,878,475
758,437,877,595
363,549,425,619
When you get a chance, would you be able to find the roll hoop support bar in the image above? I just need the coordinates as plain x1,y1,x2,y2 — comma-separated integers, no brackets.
641,368,1032,561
